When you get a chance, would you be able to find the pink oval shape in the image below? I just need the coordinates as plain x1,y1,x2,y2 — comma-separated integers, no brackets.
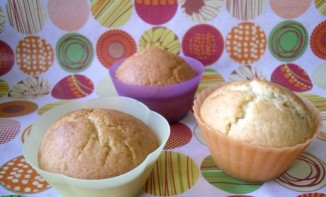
51,74,94,99
271,63,313,92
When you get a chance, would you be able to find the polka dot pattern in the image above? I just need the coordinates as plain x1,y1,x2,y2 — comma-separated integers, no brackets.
0,156,50,194
16,36,54,75
182,24,224,65
226,22,267,65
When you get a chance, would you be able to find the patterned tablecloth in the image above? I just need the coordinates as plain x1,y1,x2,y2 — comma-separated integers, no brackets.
0,0,325,196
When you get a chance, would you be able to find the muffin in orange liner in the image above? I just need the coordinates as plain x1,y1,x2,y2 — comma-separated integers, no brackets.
193,81,322,182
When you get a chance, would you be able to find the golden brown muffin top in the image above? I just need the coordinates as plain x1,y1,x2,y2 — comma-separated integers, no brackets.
115,48,197,86
38,108,159,179
200,79,313,147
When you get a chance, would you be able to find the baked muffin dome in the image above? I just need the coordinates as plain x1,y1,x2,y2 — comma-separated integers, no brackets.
115,48,197,86
38,108,159,179
200,79,313,147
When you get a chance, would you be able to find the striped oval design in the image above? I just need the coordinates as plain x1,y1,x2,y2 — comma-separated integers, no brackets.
91,0,133,28
200,156,262,194
6,0,46,34
275,152,326,191
300,93,326,112
226,0,267,21
315,0,326,15
196,68,224,94
144,151,199,196
0,79,9,97
139,27,180,55
37,101,74,115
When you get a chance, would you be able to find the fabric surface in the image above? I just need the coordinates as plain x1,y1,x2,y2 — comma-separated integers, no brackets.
0,0,325,196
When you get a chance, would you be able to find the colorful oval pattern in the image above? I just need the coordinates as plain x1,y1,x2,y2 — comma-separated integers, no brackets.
16,36,54,75
0,79,10,97
200,155,262,194
310,20,326,60
270,0,312,19
48,0,89,31
6,0,46,34
0,40,15,76
275,152,326,192
91,0,133,28
135,0,178,25
0,155,50,194
271,63,312,92
315,0,326,15
144,151,199,196
8,76,50,99
226,22,266,65
37,100,74,115
51,74,94,99
164,123,192,149
180,0,224,22
56,33,94,73
0,119,20,144
226,0,267,21
269,21,308,62
0,101,38,118
196,68,225,94
229,65,265,81
139,27,180,54
300,93,326,112
96,30,136,69
183,24,224,66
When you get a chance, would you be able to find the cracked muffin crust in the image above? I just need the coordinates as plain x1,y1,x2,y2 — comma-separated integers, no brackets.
115,48,198,86
38,108,159,179
200,79,314,147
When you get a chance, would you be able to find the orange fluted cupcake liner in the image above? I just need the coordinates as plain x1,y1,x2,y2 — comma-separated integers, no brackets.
193,84,322,183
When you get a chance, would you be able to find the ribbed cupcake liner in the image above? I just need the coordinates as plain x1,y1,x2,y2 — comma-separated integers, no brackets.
109,56,204,123
193,83,322,182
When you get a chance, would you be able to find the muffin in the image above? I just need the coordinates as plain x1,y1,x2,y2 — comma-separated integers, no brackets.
193,79,321,182
115,48,198,86
38,108,159,180
200,79,313,147
109,48,204,123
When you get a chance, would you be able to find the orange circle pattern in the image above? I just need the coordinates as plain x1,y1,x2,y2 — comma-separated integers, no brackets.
226,22,267,65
